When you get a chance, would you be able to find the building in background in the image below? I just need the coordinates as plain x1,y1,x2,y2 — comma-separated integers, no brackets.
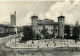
10,11,18,34
10,11,16,26
0,24,15,37
0,11,21,37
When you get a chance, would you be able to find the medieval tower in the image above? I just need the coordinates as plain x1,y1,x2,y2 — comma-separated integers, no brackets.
10,11,16,26
10,11,17,33
58,15,65,39
31,15,38,35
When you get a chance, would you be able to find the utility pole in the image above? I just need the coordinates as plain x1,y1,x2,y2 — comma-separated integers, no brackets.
15,35,16,47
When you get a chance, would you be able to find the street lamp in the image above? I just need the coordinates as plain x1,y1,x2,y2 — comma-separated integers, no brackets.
15,37,16,47
9,34,11,48
15,34,16,47
10,34,11,42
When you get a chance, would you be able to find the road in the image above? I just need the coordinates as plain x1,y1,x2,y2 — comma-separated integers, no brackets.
0,33,22,56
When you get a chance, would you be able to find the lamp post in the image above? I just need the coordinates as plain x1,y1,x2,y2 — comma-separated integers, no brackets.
15,34,16,47
9,34,11,48
10,34,11,42
15,37,16,47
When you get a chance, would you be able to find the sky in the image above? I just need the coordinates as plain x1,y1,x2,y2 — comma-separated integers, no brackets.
0,0,80,26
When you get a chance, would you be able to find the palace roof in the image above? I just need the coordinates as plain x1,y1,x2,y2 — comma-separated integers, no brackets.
38,19,58,25
0,24,15,28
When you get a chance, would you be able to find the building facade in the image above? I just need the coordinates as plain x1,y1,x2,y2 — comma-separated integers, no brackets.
0,24,16,37
31,15,65,39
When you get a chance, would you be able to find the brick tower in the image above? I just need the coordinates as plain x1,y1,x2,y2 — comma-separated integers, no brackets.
10,11,16,26
58,15,65,39
31,15,38,36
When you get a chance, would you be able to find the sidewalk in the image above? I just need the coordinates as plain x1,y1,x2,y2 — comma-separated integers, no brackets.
6,38,80,49
0,33,21,44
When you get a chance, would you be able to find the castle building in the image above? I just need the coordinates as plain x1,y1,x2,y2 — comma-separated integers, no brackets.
31,15,65,39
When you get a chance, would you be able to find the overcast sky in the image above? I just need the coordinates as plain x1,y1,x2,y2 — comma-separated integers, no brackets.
0,0,80,26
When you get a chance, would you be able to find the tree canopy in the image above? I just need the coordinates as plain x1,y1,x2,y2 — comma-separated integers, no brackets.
72,26,79,41
64,25,70,39
22,26,33,41
40,26,49,39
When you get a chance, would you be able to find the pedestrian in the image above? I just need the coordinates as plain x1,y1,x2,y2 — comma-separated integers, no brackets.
64,43,65,45
42,52,44,55
12,49,13,52
9,45,10,48
76,47,77,50
61,41,62,43
42,41,43,43
53,41,55,43
38,41,39,43
71,49,73,52
18,50,20,53
45,41,46,43
38,45,39,48
54,43,56,47
28,45,29,47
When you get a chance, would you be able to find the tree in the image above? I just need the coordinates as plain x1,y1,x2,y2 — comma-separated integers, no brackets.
40,26,49,39
72,26,79,42
52,32,55,38
64,25,70,39
50,31,55,39
45,32,49,39
36,34,41,40
22,26,33,41
78,26,80,35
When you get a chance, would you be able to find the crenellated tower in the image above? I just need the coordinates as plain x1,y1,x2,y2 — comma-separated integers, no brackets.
58,15,65,39
31,15,38,35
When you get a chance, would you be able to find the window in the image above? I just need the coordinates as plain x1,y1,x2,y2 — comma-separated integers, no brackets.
39,29,40,31
55,29,57,32
51,29,53,31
